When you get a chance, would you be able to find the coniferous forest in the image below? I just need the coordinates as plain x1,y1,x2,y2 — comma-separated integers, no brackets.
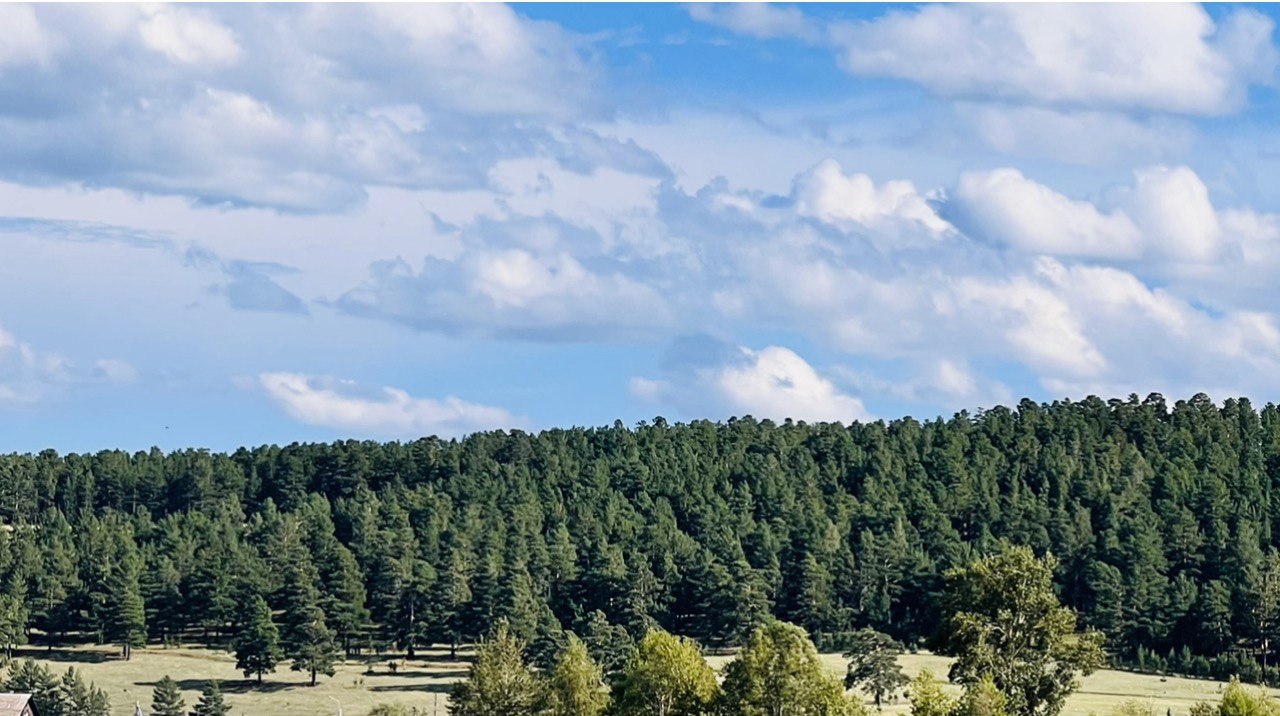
1,393,1279,683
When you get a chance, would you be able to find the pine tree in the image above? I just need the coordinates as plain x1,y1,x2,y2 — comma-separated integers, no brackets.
60,666,111,716
5,659,59,716
104,559,147,660
844,628,910,709
151,675,186,716
234,595,281,684
191,680,231,716
279,549,340,686
284,602,339,686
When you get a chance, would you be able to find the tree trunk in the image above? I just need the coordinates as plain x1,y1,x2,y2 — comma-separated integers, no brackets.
310,668,317,686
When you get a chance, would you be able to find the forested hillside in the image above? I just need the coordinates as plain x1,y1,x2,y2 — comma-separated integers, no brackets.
0,393,1278,678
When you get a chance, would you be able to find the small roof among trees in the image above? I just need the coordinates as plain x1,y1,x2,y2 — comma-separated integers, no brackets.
0,693,35,715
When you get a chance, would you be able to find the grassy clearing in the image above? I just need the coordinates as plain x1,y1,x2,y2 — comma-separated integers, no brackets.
9,645,1280,716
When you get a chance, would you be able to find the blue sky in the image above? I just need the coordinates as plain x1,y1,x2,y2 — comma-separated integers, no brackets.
4,3,1280,453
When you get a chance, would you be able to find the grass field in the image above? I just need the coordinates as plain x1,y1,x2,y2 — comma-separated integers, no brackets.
9,644,1278,716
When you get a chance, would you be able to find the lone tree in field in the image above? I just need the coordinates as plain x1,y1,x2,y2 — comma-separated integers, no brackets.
844,628,909,709
234,595,281,683
191,680,230,716
151,675,185,716
449,621,546,716
105,560,147,660
935,545,1105,716
719,620,864,716
280,557,340,686
610,630,719,716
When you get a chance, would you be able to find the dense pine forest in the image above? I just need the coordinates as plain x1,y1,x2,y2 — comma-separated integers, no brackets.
1,393,1279,683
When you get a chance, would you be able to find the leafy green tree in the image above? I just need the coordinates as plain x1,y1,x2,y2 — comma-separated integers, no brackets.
908,671,955,716
718,620,863,716
844,628,909,709
953,677,1008,716
190,680,230,716
449,621,546,716
151,675,186,716
936,546,1106,716
611,630,719,716
234,595,281,683
546,634,609,716
1216,677,1275,716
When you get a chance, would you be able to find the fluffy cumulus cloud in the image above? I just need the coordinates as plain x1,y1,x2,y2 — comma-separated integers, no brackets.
791,159,951,236
259,372,521,438
944,165,1232,264
633,337,869,423
0,4,662,212
828,3,1278,114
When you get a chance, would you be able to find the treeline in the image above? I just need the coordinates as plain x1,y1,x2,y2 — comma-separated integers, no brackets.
0,393,1277,671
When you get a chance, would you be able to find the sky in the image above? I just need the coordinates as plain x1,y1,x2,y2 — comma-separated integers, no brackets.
4,3,1280,453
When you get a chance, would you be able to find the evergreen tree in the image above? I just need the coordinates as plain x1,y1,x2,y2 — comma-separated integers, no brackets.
151,675,186,716
449,621,546,716
234,595,282,683
190,681,230,716
5,659,60,716
844,628,910,709
279,547,340,686
59,666,111,716
104,560,146,660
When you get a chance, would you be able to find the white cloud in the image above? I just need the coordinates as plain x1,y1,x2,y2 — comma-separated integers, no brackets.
334,213,680,341
0,5,631,212
687,3,818,41
1123,166,1223,263
635,341,869,423
259,372,521,438
792,159,951,235
945,165,1231,264
139,7,241,65
0,5,57,69
829,4,1277,114
947,168,1143,259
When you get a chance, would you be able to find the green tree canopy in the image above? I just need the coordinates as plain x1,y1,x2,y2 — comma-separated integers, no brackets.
844,628,910,709
936,546,1105,716
449,621,546,716
719,620,863,716
611,630,719,716
547,634,609,716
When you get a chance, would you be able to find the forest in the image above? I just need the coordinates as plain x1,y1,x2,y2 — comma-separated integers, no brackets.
0,392,1276,687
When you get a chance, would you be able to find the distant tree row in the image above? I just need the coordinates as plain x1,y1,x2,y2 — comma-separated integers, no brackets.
0,393,1276,671
442,547,1104,716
